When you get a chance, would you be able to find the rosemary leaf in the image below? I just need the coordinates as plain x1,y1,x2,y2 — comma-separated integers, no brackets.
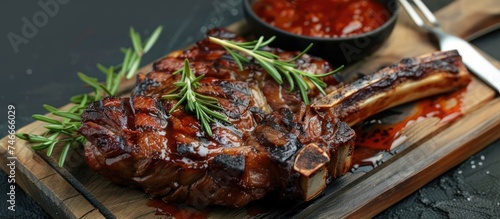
15,133,29,140
22,134,52,143
169,94,188,113
112,47,131,93
253,37,265,51
256,58,283,84
53,111,81,121
76,136,87,144
42,104,59,113
45,133,59,156
119,48,133,75
32,114,62,125
226,48,247,70
70,94,96,105
97,63,109,75
105,65,114,90
130,27,143,55
46,141,57,157
77,72,103,100
143,26,163,53
126,57,141,79
78,94,89,108
291,72,310,104
44,124,66,131
254,50,279,59
31,143,50,150
309,77,328,95
77,72,101,90
162,94,180,100
58,142,72,167
287,43,313,63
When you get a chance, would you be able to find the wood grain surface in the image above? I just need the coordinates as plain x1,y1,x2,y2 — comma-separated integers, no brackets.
1,0,499,218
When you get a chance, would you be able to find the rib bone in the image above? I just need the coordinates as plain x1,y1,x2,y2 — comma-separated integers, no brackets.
313,50,471,126
296,50,470,200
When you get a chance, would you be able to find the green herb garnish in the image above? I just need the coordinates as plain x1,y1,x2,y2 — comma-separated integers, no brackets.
208,36,343,104
162,59,230,136
17,26,163,167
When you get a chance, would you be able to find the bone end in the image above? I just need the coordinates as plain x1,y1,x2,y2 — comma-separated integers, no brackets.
294,143,330,201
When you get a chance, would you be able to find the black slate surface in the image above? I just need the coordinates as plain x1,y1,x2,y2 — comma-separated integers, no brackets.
0,0,498,218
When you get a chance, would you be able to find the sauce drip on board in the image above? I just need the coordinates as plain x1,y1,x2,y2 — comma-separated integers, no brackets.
351,87,467,169
147,199,209,219
252,0,390,38
147,195,279,218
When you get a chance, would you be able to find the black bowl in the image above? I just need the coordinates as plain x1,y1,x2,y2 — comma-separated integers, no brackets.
243,0,399,66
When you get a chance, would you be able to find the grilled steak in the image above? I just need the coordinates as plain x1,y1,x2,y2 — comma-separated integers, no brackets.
79,28,471,207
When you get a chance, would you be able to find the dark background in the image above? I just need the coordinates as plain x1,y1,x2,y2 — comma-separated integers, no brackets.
0,0,498,218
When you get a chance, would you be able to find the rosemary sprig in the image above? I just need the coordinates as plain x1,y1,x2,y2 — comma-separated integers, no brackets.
17,26,163,166
162,59,230,136
209,36,343,104
71,26,163,103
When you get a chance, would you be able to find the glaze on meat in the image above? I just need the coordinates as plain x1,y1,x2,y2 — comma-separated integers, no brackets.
80,28,340,207
79,29,471,207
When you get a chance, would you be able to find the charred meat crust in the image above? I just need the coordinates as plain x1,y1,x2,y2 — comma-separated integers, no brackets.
81,28,339,207
79,28,471,207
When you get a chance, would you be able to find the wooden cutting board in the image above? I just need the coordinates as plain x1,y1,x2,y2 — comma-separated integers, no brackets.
1,0,499,218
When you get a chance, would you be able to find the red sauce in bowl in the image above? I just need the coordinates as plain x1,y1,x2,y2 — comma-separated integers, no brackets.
252,0,390,38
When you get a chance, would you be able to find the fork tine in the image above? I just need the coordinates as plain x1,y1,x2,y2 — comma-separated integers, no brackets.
398,0,426,28
412,0,440,26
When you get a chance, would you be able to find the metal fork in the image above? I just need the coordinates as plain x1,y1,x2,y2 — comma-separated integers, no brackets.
399,0,500,93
